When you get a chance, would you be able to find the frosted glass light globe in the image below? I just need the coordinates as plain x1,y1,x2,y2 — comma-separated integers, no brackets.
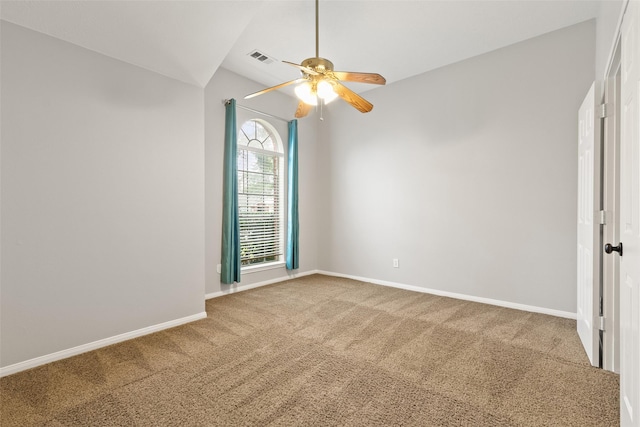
317,80,338,104
295,82,318,106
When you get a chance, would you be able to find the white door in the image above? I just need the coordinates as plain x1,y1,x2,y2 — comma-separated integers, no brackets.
620,1,640,425
577,82,601,367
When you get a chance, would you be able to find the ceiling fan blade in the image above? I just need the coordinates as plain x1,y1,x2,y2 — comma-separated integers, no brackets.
332,71,386,85
295,101,313,118
244,78,305,100
283,60,320,76
329,81,373,113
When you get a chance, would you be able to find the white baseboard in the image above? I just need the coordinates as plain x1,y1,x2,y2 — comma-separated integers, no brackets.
316,270,577,320
2,270,574,378
0,311,207,378
205,269,320,300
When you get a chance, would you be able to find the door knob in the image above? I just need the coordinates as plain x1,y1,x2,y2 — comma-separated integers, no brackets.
604,242,623,256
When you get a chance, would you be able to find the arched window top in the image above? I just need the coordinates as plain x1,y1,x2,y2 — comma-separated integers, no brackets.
238,119,282,153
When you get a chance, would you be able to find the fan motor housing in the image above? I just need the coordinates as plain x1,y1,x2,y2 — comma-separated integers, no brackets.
301,57,334,73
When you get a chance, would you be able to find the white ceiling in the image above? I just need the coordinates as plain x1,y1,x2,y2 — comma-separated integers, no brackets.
1,1,600,93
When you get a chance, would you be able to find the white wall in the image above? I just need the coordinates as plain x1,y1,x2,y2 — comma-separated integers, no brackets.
1,22,205,368
317,21,595,313
204,68,318,296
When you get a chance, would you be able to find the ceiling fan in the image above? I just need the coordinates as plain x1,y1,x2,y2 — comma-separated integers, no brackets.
244,0,386,118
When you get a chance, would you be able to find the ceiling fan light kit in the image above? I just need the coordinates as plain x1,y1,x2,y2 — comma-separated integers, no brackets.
244,0,386,118
295,81,337,106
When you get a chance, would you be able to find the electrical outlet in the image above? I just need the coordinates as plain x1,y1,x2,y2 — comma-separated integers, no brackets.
393,259,399,268
216,264,221,274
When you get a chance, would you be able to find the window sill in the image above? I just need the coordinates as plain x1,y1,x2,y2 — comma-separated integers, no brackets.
241,261,286,274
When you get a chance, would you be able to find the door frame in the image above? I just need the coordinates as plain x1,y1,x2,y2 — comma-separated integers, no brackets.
602,37,622,374
601,1,640,425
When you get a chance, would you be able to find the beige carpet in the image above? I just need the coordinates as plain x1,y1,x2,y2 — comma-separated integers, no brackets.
1,274,619,426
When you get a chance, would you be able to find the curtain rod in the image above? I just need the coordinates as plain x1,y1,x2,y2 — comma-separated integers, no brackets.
223,99,291,123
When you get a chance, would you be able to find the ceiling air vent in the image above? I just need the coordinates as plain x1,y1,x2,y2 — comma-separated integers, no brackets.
248,50,276,65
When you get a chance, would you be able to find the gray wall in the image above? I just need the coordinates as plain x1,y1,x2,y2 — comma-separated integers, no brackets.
317,21,595,313
1,22,205,367
0,14,605,369
204,68,318,296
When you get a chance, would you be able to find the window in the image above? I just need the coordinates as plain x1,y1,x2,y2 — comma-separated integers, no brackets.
237,119,284,267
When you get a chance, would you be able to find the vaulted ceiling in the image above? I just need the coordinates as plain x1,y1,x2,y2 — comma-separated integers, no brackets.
1,1,600,93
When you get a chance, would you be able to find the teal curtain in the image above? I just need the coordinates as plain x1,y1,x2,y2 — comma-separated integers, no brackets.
286,120,300,270
221,99,241,284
